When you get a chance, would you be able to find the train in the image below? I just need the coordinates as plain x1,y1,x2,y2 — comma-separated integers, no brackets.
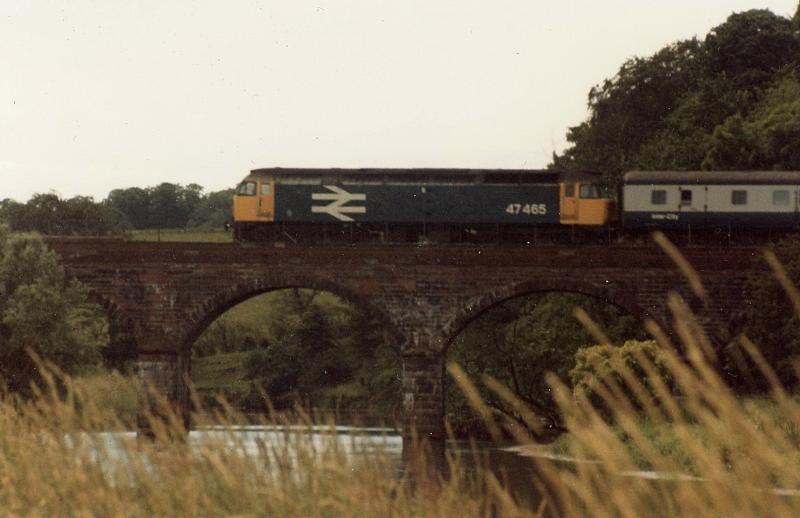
231,168,800,243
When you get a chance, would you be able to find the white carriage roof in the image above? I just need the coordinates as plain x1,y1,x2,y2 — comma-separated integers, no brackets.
624,171,800,185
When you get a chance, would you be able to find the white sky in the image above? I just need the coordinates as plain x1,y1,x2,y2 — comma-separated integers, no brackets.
1,1,796,201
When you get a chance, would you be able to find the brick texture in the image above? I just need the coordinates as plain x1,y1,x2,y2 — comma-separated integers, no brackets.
49,239,763,440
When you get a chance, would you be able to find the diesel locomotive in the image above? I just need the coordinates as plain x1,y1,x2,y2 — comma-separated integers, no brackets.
231,168,800,243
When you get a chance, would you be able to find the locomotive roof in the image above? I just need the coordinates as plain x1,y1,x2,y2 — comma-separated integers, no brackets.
625,170,800,185
247,168,600,184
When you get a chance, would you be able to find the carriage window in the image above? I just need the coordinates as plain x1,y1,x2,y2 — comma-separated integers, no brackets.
260,183,271,196
680,190,692,206
237,181,256,196
580,184,601,199
564,183,575,197
732,190,747,205
651,190,667,205
773,190,790,206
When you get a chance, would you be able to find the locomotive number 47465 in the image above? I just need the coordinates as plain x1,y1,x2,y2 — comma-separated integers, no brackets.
505,203,548,216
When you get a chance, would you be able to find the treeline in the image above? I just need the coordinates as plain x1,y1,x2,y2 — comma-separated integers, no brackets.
553,7,800,187
0,183,233,235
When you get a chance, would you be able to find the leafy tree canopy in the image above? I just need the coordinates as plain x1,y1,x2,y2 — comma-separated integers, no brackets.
0,227,108,393
552,8,800,188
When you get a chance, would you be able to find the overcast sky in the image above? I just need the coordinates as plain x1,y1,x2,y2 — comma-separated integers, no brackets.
1,1,796,202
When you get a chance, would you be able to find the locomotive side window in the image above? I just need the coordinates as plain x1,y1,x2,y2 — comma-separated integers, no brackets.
580,184,601,199
773,190,790,206
680,190,692,206
651,190,667,205
564,183,575,197
732,190,747,205
260,183,271,195
237,181,256,196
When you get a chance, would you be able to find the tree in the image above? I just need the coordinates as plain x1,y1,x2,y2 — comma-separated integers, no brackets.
234,289,400,414
740,234,800,389
106,187,150,229
0,200,27,230
447,293,646,438
148,183,188,228
552,8,800,182
702,114,761,170
704,10,800,92
553,39,706,187
703,75,800,170
187,189,234,229
0,194,122,236
0,227,108,393
107,183,224,230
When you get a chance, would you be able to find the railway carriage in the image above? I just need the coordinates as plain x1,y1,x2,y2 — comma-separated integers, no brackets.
233,168,614,242
622,171,800,230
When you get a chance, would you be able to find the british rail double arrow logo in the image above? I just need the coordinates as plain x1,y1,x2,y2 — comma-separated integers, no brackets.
310,185,367,222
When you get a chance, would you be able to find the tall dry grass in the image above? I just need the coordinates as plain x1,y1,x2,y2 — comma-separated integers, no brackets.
449,232,800,516
3,232,800,516
0,362,524,517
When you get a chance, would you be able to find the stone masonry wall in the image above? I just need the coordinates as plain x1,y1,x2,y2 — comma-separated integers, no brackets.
49,239,762,440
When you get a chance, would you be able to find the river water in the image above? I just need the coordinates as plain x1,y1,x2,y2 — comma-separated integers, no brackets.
72,425,546,509
77,424,790,512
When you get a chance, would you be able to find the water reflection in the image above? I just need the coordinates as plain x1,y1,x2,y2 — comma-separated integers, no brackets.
68,426,549,509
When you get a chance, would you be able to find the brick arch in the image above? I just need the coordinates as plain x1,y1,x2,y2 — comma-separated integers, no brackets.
440,277,664,352
178,274,402,352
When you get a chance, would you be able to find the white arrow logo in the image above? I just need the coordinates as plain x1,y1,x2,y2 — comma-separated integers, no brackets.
311,185,367,222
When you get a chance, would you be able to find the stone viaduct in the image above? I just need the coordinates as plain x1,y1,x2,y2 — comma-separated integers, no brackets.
48,239,761,446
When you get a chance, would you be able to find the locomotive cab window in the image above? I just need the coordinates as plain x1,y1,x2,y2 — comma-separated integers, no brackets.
579,184,602,199
732,190,748,205
651,189,667,205
237,181,256,196
773,190,790,206
564,183,575,197
260,183,271,196
680,190,692,206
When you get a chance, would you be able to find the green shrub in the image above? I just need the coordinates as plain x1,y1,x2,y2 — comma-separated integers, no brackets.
570,340,672,414
0,227,108,394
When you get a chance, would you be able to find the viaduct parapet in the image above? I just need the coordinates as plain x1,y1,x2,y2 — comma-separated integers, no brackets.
48,239,761,442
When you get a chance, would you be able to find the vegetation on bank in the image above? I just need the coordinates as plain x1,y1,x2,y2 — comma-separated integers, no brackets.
0,227,108,394
192,290,402,423
550,395,800,476
446,293,646,439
